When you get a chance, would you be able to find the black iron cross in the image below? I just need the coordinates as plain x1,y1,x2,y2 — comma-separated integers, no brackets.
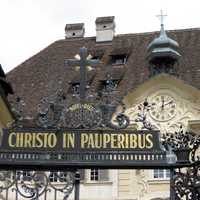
65,47,99,103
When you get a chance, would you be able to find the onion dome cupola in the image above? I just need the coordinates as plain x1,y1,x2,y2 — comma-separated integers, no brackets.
146,11,181,77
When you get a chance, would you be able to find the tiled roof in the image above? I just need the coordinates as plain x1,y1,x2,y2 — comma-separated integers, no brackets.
7,28,200,116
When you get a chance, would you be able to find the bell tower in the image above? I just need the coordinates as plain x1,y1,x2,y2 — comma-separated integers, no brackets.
146,10,181,77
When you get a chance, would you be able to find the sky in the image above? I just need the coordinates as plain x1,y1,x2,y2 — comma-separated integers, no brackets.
1,0,200,72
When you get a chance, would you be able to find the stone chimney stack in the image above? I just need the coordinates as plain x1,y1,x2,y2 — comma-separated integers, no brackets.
65,23,85,39
95,16,115,42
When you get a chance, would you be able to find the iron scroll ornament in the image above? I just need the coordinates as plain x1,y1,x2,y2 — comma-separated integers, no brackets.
161,127,200,164
10,90,130,129
0,171,75,200
35,93,130,130
173,166,200,200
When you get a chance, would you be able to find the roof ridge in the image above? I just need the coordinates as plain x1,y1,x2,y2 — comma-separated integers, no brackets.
59,27,200,41
115,27,200,37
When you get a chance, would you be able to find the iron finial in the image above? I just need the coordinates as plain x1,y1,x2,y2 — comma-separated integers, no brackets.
156,9,167,27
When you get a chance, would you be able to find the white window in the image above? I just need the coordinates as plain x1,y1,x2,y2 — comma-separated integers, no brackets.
16,171,32,181
153,169,170,179
89,169,109,181
49,172,68,182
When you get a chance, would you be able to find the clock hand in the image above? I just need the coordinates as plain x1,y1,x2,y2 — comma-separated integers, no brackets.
161,98,165,110
163,100,173,107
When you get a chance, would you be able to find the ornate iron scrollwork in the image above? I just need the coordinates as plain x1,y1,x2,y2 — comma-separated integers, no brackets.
0,171,75,200
34,91,129,129
11,85,129,130
63,103,103,129
135,99,156,130
161,126,200,163
173,166,200,200
15,171,48,200
36,90,67,128
161,127,200,199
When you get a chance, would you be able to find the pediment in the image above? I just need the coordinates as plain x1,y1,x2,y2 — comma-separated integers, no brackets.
124,73,200,108
123,73,200,134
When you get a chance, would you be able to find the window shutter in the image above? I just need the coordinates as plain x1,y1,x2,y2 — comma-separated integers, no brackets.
99,170,109,181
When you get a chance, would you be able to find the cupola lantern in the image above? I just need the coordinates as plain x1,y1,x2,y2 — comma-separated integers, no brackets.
146,10,181,77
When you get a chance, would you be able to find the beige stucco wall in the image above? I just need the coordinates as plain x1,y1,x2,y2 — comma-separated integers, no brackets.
118,73,200,200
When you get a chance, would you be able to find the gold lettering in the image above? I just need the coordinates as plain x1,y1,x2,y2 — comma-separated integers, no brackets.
111,134,118,148
138,134,146,149
63,133,66,148
130,134,137,148
81,133,88,148
19,132,24,147
146,134,153,149
117,134,125,148
48,133,57,148
94,133,102,148
6,131,155,151
16,132,20,147
103,134,110,148
63,133,75,148
43,133,48,148
32,133,36,147
24,133,32,147
68,134,75,148
87,134,95,148
8,132,16,147
36,133,43,148
125,134,129,148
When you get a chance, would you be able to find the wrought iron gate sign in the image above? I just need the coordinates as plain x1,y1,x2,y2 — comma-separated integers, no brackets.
0,47,198,200
3,129,157,150
0,128,168,169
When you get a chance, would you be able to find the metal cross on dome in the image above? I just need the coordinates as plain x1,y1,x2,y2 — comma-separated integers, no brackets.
156,9,167,26
65,47,100,103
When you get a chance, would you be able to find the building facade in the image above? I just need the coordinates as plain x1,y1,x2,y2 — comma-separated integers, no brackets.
1,16,200,200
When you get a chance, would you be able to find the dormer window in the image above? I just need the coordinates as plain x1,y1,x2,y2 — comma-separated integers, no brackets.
91,55,101,60
110,54,127,65
69,82,92,96
89,49,104,61
71,83,80,95
98,79,120,94
69,71,95,96
104,79,118,91
98,68,124,94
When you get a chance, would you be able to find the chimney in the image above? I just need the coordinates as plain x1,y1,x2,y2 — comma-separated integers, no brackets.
65,23,85,39
95,16,115,42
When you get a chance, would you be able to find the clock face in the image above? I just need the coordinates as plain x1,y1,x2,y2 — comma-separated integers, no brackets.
149,94,177,122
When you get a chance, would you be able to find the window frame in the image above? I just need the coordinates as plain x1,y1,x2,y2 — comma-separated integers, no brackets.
85,169,110,183
152,169,170,180
49,171,70,183
110,54,128,65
